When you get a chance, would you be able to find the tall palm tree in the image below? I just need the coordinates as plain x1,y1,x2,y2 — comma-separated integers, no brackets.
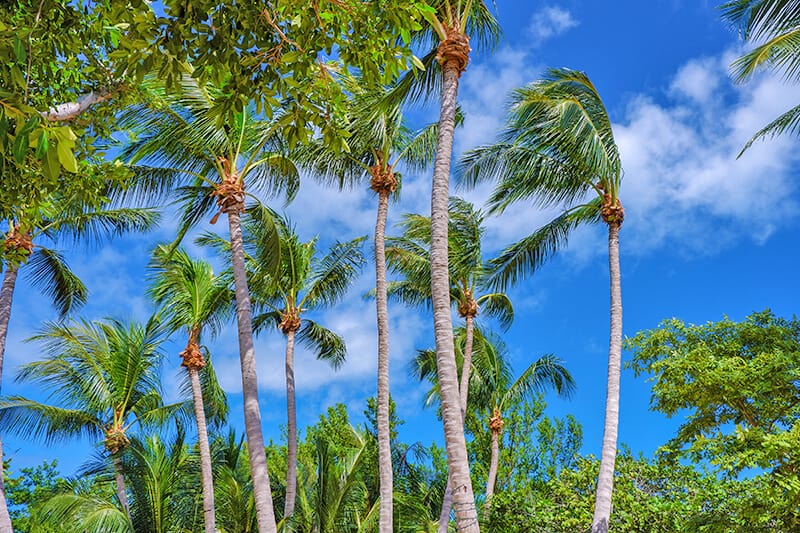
412,328,574,507
458,68,624,533
466,332,574,507
246,214,365,518
385,197,513,530
417,4,501,529
0,199,156,528
146,247,232,533
120,76,299,533
297,76,441,533
721,0,800,152
0,316,177,521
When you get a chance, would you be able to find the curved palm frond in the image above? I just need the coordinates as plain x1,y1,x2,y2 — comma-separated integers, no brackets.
24,248,88,317
303,236,367,309
297,319,347,370
475,292,514,331
487,198,602,291
739,101,800,154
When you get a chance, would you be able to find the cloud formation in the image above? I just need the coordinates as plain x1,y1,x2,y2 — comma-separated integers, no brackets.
528,6,579,45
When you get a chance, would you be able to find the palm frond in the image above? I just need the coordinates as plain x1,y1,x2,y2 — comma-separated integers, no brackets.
297,319,347,370
24,248,88,317
0,398,102,444
487,199,602,290
740,102,800,155
303,237,367,309
475,292,514,330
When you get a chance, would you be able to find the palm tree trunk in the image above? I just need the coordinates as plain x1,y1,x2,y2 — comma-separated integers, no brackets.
375,191,394,533
188,367,216,533
591,222,623,533
437,479,453,533
113,453,131,520
227,211,278,533
0,265,19,533
430,56,480,533
484,427,500,505
284,328,298,518
437,313,476,531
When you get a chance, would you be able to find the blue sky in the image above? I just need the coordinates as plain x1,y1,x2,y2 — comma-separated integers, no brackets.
3,0,800,478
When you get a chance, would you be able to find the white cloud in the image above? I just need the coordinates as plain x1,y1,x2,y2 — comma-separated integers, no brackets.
456,48,800,262
528,6,579,45
616,53,800,254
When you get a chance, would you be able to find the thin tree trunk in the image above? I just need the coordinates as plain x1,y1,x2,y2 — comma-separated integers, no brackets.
284,329,298,518
438,314,475,532
430,60,480,532
0,265,19,533
113,453,131,520
227,211,278,533
484,428,500,504
375,191,394,533
437,479,453,533
460,315,475,418
189,367,216,533
591,222,623,533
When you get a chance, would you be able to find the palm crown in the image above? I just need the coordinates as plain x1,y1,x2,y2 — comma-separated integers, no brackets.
0,317,171,452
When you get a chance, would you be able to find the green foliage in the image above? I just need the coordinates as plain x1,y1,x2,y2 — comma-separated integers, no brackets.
485,450,800,532
4,460,70,531
627,310,800,513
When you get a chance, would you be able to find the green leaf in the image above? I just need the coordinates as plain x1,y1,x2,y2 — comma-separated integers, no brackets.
13,37,26,63
56,142,79,173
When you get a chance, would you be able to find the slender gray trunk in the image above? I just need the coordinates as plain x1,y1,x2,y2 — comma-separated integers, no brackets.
0,265,19,533
283,329,298,518
484,429,500,504
437,479,453,533
189,367,216,533
113,453,131,521
375,191,394,533
227,211,278,533
591,222,623,533
431,61,480,532
438,314,475,532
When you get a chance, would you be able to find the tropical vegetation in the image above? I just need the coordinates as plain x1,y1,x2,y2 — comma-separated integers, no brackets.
0,1,797,532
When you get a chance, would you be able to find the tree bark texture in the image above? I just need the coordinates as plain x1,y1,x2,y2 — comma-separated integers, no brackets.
227,211,278,533
113,453,131,520
283,329,298,518
375,191,394,533
430,60,480,533
485,428,500,503
438,313,476,531
189,367,217,533
591,222,623,533
0,265,19,533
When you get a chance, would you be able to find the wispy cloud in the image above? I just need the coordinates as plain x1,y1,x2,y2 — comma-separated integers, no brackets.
528,6,579,45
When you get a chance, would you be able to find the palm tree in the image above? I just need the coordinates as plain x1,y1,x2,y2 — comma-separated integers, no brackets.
296,77,441,533
466,332,574,508
288,427,377,533
385,197,513,529
0,199,156,528
146,247,232,533
120,76,299,533
417,4,501,529
0,316,177,521
721,0,800,153
458,68,623,533
34,430,203,533
412,328,574,509
212,431,258,533
246,214,365,518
